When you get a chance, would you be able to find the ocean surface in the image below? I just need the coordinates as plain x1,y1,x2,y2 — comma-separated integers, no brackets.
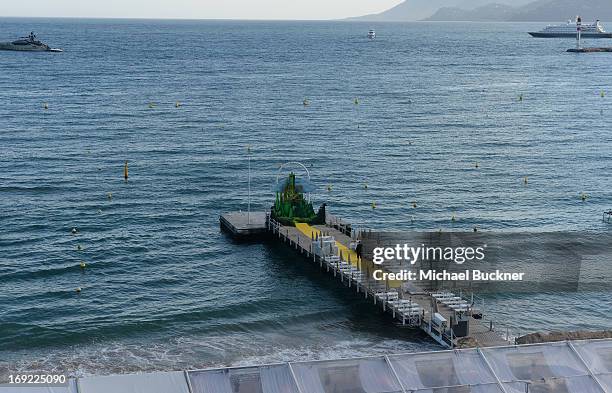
0,19,611,377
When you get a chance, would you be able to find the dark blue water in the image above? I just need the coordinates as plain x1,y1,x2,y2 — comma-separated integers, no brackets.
0,19,611,376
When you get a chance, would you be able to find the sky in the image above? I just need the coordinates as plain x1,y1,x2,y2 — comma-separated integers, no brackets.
1,0,402,20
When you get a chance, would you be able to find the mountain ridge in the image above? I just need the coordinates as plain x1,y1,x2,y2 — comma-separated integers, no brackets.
347,0,530,22
350,0,612,22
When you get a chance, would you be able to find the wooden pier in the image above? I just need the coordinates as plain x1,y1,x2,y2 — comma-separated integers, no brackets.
258,212,509,349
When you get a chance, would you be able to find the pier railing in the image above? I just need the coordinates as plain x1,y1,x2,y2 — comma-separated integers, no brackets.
266,214,425,330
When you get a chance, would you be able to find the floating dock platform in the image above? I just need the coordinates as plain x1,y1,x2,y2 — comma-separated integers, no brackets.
567,47,612,53
220,211,267,238
7,338,609,393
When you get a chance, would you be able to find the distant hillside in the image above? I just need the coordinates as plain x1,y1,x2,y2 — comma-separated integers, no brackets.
424,4,516,22
509,0,612,21
426,0,612,21
351,0,612,22
347,0,531,22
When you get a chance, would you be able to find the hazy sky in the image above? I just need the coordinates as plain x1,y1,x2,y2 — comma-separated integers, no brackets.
2,0,402,20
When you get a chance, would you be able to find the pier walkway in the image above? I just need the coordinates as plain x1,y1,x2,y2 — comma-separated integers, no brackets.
265,214,509,349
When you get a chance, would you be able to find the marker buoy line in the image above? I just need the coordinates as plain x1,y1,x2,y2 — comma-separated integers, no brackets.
124,160,129,181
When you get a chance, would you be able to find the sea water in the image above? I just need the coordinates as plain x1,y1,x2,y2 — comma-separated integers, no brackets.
0,18,611,376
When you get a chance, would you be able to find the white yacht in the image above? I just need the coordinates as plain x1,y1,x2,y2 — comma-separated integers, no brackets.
367,30,376,39
0,32,63,52
529,18,612,38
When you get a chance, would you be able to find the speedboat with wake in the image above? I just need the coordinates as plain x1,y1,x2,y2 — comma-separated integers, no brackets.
0,32,63,52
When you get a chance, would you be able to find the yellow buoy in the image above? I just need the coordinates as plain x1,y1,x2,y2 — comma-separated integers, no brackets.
175,101,182,108
124,160,129,181
80,261,87,269
371,202,376,209
327,184,332,192
601,90,605,98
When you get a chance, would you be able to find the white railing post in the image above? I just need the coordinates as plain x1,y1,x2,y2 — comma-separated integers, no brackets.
567,341,607,393
384,355,407,393
477,347,510,393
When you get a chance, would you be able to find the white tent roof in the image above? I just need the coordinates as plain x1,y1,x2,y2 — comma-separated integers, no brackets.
78,371,189,393
186,339,611,393
5,339,610,393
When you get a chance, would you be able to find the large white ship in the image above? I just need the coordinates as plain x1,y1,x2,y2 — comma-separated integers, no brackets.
529,18,612,38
